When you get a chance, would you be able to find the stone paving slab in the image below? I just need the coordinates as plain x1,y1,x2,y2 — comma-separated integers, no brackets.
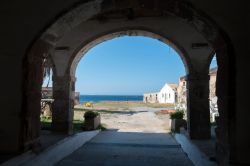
1,130,100,166
87,142,181,148
89,130,178,145
56,131,194,166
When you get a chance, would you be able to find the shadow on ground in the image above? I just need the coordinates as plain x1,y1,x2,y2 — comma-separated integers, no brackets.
56,130,194,166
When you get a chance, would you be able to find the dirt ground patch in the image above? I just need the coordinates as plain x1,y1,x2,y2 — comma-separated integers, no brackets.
74,102,173,133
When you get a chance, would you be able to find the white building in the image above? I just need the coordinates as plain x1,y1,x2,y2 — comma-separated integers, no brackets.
143,83,177,104
158,83,177,103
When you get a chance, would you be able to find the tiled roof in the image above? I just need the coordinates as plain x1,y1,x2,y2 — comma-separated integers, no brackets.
168,84,178,91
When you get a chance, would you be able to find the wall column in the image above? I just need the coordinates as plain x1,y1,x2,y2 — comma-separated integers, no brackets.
21,39,51,152
186,73,211,139
52,75,75,134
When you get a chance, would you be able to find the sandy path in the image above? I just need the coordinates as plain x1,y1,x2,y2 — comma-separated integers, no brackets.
101,112,170,133
74,106,171,133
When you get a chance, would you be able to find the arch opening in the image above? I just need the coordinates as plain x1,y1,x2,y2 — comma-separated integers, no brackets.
73,35,187,132
21,1,234,164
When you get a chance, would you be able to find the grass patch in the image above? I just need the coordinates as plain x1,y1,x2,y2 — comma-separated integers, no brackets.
75,101,174,110
210,121,217,126
40,117,107,132
75,108,137,115
40,116,52,130
73,120,84,132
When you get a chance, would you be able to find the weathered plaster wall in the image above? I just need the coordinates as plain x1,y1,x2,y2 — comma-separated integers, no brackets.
0,55,22,152
189,1,249,164
143,93,158,103
0,0,83,153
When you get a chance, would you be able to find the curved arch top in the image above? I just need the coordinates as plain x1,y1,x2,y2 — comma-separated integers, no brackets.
70,29,190,77
40,0,219,77
49,15,214,77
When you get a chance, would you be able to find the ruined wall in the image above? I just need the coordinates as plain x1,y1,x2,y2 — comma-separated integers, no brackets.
209,68,217,100
177,77,187,106
143,93,158,103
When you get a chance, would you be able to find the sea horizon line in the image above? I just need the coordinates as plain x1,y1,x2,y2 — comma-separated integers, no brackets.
79,94,143,96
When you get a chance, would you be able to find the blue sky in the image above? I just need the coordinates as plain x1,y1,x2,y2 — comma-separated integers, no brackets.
75,36,216,95
43,36,217,95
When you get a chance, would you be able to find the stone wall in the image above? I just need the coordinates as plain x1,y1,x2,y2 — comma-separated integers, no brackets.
177,68,218,109
177,76,187,108
209,68,217,100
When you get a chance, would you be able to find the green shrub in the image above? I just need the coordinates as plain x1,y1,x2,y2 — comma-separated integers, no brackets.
84,111,99,119
170,111,184,119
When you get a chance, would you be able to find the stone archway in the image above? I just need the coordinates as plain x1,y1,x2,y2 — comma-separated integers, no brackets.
70,30,191,78
22,0,234,164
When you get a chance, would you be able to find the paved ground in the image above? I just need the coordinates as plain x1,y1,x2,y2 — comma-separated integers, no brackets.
40,130,66,150
57,104,194,166
56,130,194,166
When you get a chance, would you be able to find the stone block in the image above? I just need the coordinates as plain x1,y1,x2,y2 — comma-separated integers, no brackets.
84,115,101,130
170,119,187,132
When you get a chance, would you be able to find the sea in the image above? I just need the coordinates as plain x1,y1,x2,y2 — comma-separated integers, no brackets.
79,95,143,103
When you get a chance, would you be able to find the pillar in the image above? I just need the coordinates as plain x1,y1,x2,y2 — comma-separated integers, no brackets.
21,39,51,152
52,75,75,134
186,73,211,139
214,47,232,165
